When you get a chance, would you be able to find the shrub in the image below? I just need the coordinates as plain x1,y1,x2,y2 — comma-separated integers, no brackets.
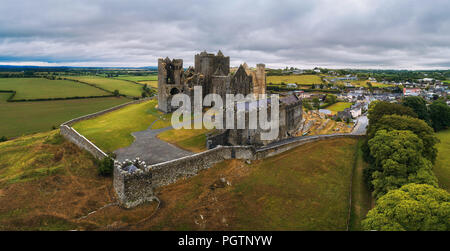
98,156,114,176
0,136,7,142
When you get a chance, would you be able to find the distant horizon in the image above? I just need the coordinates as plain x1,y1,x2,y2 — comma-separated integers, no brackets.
0,63,449,71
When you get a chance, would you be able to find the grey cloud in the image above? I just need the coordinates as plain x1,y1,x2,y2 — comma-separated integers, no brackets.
0,0,450,69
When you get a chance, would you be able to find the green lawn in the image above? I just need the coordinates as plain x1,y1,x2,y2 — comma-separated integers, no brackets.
64,76,144,97
72,99,171,152
0,97,129,138
325,102,352,114
157,127,212,153
267,74,323,85
0,78,109,100
114,75,157,82
435,129,450,192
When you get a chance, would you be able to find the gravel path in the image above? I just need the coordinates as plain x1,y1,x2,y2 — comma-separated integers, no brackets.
114,120,192,165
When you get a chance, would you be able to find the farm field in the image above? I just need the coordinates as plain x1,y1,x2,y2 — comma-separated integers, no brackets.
64,76,144,97
434,129,450,192
114,75,157,82
0,78,109,100
138,80,158,88
0,132,363,230
324,102,352,114
267,74,323,85
72,99,172,153
0,97,129,138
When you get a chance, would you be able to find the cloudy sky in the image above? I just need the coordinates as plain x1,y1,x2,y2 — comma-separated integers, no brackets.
1,0,450,69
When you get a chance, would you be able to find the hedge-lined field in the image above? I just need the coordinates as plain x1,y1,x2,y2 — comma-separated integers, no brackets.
267,74,323,85
114,75,157,82
0,78,109,100
64,76,144,97
0,97,129,138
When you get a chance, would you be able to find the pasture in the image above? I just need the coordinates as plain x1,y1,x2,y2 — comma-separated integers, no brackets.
72,99,172,152
0,97,129,138
267,74,323,85
324,102,352,114
0,78,109,100
145,137,358,230
64,76,144,97
434,129,450,192
114,75,157,82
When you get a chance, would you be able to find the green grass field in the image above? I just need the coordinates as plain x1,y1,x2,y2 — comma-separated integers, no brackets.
0,78,109,100
435,129,450,192
138,80,158,88
72,99,171,152
64,76,144,97
324,102,352,114
157,127,212,153
267,74,323,85
114,75,157,82
0,97,129,138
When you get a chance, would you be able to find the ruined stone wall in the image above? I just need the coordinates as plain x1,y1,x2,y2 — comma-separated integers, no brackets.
114,145,254,208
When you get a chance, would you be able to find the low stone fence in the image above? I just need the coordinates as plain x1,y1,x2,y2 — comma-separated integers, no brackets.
114,145,254,208
60,125,108,160
60,98,152,159
114,133,364,208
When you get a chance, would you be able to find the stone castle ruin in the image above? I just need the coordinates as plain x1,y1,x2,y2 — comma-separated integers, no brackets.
157,50,266,113
158,50,303,147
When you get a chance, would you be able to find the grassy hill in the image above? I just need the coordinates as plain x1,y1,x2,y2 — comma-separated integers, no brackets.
0,132,365,230
0,78,110,100
0,97,129,138
267,75,323,85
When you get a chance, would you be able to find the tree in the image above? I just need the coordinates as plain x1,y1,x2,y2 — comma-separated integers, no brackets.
362,183,450,231
402,96,431,125
429,100,450,131
325,94,337,105
367,101,417,125
367,115,439,163
113,89,120,96
312,98,320,110
367,130,438,198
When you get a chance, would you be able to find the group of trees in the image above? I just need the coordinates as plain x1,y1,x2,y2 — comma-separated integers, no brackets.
361,100,450,231
401,96,450,131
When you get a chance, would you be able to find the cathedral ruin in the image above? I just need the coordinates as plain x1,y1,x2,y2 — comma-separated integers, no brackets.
157,50,266,113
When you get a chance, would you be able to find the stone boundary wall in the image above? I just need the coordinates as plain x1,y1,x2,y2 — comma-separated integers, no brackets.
114,133,363,208
59,98,152,159
114,145,254,208
60,125,108,160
